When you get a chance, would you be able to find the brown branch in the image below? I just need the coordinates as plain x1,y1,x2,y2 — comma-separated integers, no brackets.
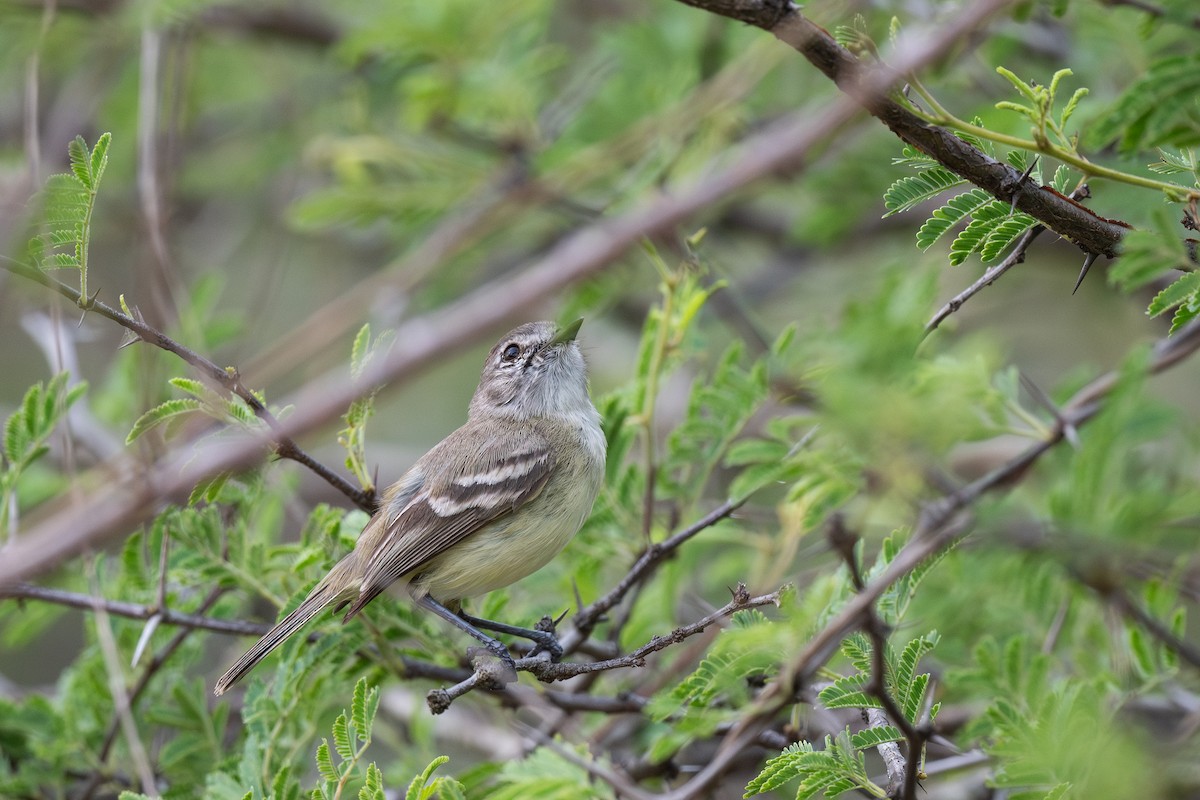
2,260,375,513
426,584,781,714
0,581,489,694
673,0,1135,260
1089,582,1200,671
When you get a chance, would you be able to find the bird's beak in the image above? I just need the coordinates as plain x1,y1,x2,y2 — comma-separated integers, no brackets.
550,318,583,345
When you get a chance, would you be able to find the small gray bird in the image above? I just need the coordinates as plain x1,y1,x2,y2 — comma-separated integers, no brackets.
214,319,605,696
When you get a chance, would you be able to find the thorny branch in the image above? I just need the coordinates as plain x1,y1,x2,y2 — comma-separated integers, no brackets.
672,0,1136,261
924,185,1094,335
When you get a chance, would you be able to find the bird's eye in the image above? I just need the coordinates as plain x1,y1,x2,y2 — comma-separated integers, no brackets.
501,343,521,362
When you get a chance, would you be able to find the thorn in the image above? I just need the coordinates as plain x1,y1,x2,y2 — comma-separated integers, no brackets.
572,578,585,614
1063,422,1081,450
1073,252,1098,295
1009,156,1040,216
131,613,161,667
1019,372,1079,448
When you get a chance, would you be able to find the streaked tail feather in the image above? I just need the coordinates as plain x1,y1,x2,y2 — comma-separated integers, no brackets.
213,559,358,696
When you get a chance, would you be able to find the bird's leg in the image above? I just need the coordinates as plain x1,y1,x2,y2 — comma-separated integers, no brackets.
417,595,516,669
457,609,564,661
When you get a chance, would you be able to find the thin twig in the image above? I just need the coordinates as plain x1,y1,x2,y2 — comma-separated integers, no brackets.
924,225,1044,335
2,260,373,513
1,582,272,636
0,581,479,688
1097,585,1200,670
563,498,747,650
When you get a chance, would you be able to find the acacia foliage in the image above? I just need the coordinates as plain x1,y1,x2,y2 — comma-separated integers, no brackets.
1,1,1200,799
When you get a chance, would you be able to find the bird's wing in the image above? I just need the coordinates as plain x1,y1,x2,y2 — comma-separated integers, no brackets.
342,424,554,618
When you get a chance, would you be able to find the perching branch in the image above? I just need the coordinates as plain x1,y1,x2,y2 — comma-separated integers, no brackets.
426,583,782,714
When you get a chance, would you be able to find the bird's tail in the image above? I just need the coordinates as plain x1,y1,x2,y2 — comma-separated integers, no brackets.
213,558,358,696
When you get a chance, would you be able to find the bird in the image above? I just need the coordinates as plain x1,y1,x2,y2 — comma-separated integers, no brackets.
214,319,606,696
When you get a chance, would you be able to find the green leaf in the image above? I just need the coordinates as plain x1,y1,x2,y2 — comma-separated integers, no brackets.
89,132,111,189
1090,54,1200,152
1110,208,1192,293
894,631,939,722
315,740,338,782
1060,87,1088,129
915,188,995,251
351,678,379,746
405,756,450,800
1170,298,1200,333
883,168,965,216
332,712,354,762
850,725,902,749
979,214,1037,262
744,741,819,795
126,398,204,444
1147,271,1200,318
948,201,1008,265
68,136,91,188
350,324,371,378
996,65,1039,102
818,674,881,710
360,762,385,800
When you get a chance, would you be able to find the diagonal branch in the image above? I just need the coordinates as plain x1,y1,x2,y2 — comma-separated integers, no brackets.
672,0,1135,260
2,260,374,513
0,56,872,585
562,497,747,652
